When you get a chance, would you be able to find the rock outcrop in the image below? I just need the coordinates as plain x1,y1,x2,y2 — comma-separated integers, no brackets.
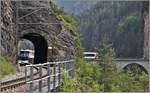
1,0,17,62
143,1,149,60
1,0,75,64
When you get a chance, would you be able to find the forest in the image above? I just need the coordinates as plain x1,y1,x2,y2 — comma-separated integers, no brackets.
76,1,144,58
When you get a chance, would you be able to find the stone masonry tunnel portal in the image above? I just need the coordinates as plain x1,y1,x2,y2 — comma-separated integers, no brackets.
21,33,48,64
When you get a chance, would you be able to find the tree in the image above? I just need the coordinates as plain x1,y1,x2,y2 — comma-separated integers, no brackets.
97,36,118,92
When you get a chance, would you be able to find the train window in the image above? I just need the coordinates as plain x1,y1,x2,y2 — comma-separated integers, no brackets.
83,52,98,59
84,54,95,57
18,50,34,60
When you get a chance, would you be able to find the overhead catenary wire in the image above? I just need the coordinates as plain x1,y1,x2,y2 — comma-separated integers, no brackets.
18,8,42,20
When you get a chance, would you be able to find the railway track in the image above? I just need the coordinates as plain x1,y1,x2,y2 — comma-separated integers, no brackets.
0,66,48,92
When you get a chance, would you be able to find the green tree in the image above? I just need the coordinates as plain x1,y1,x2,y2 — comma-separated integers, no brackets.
97,36,118,92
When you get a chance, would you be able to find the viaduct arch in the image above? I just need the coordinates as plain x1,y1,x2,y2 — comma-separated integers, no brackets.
123,63,148,74
115,59,149,73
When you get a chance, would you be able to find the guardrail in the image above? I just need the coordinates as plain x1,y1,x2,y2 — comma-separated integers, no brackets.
25,59,75,92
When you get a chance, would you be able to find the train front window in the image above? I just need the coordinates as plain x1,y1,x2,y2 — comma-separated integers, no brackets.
19,51,29,60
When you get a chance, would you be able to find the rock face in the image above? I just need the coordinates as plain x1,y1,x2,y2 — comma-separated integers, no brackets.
1,0,17,62
1,0,75,64
143,1,149,60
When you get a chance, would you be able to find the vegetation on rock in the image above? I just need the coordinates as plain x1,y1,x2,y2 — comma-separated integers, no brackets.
0,57,16,78
49,1,77,36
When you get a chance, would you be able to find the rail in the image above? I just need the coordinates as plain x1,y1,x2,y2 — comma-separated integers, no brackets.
0,66,39,92
25,59,75,92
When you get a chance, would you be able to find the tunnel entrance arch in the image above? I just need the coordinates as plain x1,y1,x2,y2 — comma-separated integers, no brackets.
20,33,48,64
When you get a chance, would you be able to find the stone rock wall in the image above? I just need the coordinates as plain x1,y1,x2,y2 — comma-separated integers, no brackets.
1,0,75,63
1,0,17,62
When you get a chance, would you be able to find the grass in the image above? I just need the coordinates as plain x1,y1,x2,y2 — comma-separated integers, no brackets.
0,56,16,78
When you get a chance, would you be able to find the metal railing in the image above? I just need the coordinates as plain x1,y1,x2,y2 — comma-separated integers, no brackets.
25,59,75,92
